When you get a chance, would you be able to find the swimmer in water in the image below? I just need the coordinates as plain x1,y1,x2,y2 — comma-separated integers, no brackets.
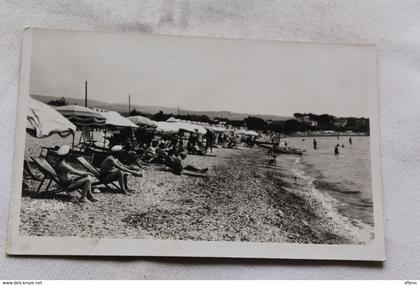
334,144,340,155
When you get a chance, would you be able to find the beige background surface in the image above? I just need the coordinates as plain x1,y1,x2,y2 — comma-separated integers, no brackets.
0,0,419,279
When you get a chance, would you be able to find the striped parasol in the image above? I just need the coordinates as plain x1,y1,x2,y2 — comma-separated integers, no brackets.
56,105,106,126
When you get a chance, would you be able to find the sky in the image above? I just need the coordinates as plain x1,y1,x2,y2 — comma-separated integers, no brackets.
29,29,377,118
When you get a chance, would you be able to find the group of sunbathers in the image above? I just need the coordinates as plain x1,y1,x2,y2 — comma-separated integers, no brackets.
186,134,207,155
54,145,143,202
139,137,208,175
51,135,208,203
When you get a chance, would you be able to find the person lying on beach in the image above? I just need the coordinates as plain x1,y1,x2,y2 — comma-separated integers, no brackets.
55,145,98,203
164,151,208,176
100,145,143,194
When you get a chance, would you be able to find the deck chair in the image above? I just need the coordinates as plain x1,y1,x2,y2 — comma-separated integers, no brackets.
31,157,81,198
23,159,42,181
76,156,122,192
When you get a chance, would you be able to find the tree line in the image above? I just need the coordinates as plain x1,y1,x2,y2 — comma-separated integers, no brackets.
46,99,369,135
129,110,369,134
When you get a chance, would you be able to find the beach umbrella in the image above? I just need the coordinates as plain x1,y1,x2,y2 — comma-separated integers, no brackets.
128,115,157,127
192,124,207,135
26,97,76,138
208,126,226,133
155,121,180,133
246,130,259,136
175,122,206,134
102,111,138,128
56,105,106,126
166,116,180,123
235,129,247,135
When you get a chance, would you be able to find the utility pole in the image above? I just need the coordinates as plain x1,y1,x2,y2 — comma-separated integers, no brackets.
128,94,131,114
84,81,88,107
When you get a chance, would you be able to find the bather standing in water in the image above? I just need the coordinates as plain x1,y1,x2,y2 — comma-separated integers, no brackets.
334,144,340,155
313,138,317,149
349,137,352,145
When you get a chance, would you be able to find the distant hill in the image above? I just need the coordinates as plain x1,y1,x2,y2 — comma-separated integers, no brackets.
31,94,291,121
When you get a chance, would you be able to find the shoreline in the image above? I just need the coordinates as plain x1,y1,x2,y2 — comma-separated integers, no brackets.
20,135,368,244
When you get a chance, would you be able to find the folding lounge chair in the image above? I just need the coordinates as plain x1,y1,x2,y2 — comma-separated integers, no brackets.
31,157,82,198
76,156,122,192
23,159,42,181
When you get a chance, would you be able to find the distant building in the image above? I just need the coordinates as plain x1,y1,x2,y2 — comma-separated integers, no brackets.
296,115,318,127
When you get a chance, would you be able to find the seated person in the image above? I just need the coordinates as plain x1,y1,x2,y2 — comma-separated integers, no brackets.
120,142,144,168
55,145,97,203
268,154,277,165
100,145,143,194
154,143,170,164
223,137,236,148
142,140,159,162
169,139,183,156
187,139,206,155
165,151,208,176
124,140,145,155
186,139,194,152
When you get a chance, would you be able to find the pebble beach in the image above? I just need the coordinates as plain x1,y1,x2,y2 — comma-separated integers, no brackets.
19,133,360,244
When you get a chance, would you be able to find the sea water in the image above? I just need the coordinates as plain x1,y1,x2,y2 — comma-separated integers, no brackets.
284,136,374,241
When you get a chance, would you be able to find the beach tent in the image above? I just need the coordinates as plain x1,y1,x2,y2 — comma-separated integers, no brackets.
56,105,106,126
166,116,180,123
26,97,76,138
128,115,157,128
102,111,138,128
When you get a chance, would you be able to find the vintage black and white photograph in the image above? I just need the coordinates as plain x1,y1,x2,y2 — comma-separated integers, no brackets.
7,28,384,260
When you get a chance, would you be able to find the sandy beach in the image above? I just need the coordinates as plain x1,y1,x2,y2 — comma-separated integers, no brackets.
18,132,362,244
